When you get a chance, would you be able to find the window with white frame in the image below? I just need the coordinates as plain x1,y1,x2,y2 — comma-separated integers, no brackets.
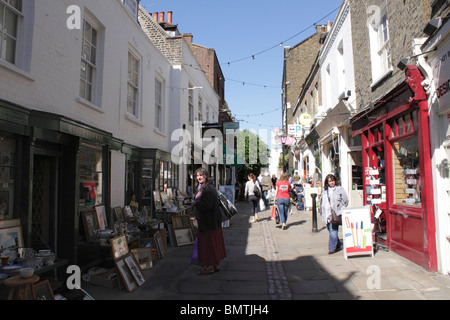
120,0,138,21
198,96,203,122
80,19,97,102
127,50,140,117
155,76,164,131
188,87,194,124
0,0,22,64
368,5,392,84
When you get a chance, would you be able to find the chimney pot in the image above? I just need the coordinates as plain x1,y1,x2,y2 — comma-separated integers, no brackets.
168,11,173,24
159,12,165,22
153,12,158,22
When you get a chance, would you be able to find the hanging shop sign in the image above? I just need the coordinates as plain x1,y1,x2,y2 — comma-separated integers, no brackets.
342,206,374,259
432,40,450,114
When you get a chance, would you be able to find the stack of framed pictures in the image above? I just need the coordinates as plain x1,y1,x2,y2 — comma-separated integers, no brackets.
110,235,146,292
171,215,195,247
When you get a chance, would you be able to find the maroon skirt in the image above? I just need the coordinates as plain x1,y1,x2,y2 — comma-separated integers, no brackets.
197,228,227,267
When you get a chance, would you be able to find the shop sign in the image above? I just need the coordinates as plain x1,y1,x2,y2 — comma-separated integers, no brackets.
60,121,110,144
288,124,302,137
433,43,450,112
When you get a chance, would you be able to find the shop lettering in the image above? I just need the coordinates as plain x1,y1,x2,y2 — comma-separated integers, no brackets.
436,78,450,98
180,305,214,318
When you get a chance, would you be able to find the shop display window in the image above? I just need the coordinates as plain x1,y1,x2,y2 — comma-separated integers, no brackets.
142,159,154,199
0,135,16,219
79,143,104,209
391,135,421,207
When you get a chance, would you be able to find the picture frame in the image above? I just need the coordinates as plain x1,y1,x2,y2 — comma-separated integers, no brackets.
113,206,124,223
124,253,146,286
131,248,153,270
160,191,169,205
174,228,195,247
32,280,55,300
110,235,129,260
153,231,166,259
171,214,192,230
95,205,108,229
0,225,23,250
166,188,173,201
153,191,162,210
0,219,20,229
82,210,99,243
123,206,133,219
115,255,138,293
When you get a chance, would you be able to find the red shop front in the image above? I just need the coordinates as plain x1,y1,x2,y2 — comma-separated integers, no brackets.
351,66,437,272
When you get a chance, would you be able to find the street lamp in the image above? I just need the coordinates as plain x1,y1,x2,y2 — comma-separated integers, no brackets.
279,134,289,173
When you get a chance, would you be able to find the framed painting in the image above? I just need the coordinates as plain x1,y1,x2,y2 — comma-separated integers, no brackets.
153,191,162,210
95,205,108,229
115,256,138,293
174,228,195,247
124,253,146,286
153,231,166,259
113,206,124,223
131,248,153,270
171,214,191,230
0,219,20,229
110,235,129,260
0,225,23,250
82,210,99,243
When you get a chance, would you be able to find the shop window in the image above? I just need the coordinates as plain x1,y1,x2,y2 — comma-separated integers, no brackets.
79,143,104,209
0,134,15,219
142,159,154,200
391,135,421,207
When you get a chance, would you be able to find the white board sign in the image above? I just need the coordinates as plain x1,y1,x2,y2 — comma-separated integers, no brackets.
342,206,374,259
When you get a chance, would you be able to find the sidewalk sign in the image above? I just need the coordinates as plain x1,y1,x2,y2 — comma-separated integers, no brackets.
342,206,374,259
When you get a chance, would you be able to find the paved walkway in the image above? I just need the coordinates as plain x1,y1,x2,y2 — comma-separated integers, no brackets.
83,200,450,300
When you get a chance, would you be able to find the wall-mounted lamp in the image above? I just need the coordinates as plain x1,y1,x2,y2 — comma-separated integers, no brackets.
397,48,437,70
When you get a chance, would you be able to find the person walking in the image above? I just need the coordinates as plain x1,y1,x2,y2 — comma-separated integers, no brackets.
261,172,272,206
274,172,292,230
320,174,349,254
192,167,227,275
245,173,262,222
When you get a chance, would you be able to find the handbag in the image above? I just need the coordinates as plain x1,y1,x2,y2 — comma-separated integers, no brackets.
218,191,238,222
327,190,342,225
253,184,261,198
259,198,266,211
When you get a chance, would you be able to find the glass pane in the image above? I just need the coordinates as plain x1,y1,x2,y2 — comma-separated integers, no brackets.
397,117,403,135
404,113,411,133
391,136,421,207
79,143,104,209
0,134,16,219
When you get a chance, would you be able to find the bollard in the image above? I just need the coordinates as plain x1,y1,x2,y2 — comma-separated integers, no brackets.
311,193,318,233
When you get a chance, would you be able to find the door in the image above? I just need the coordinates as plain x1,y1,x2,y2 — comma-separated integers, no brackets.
32,155,59,252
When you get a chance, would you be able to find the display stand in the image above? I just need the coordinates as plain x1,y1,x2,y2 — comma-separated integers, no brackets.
342,206,374,259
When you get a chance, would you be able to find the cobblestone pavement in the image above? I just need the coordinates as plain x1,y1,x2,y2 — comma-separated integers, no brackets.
83,200,450,301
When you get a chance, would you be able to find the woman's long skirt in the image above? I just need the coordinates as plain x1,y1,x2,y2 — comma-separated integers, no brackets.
197,228,227,267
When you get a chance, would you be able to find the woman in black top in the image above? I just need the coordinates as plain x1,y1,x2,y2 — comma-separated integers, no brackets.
192,167,227,275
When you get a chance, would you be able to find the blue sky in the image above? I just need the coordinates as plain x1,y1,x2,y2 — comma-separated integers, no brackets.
140,0,341,145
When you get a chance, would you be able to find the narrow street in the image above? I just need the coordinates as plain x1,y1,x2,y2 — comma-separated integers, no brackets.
83,200,450,301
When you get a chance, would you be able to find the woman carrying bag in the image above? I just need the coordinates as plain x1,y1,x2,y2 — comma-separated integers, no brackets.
320,174,349,254
274,172,292,230
245,173,262,222
192,167,227,275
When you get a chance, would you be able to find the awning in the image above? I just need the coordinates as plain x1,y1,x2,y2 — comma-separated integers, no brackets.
305,100,352,146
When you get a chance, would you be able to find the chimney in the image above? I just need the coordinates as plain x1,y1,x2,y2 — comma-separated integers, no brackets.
183,33,193,45
167,11,173,24
153,12,158,22
159,12,165,22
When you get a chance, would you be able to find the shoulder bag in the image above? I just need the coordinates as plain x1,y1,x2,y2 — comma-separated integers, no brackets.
327,190,342,226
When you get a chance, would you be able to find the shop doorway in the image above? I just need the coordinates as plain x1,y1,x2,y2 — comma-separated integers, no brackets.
32,155,59,252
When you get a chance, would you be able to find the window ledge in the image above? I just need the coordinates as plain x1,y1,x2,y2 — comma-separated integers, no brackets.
153,128,166,137
76,97,104,113
125,113,144,127
0,60,35,82
370,67,393,88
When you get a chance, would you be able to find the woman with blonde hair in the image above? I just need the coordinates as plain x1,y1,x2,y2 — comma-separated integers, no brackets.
274,172,292,230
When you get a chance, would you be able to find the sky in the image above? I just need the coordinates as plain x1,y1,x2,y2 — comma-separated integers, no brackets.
140,0,342,146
